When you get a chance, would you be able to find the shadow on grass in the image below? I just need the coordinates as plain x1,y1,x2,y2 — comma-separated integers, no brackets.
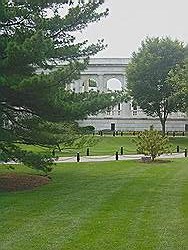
138,159,173,164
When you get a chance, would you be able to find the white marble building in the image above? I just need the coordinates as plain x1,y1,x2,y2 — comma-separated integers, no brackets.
72,58,188,132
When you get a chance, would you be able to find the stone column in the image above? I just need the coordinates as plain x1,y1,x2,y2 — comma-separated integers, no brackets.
122,74,127,89
81,75,89,92
97,74,105,92
74,79,81,93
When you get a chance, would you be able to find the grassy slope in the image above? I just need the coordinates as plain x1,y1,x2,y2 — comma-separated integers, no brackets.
89,136,188,155
169,136,188,152
0,159,188,250
18,136,188,157
80,136,137,156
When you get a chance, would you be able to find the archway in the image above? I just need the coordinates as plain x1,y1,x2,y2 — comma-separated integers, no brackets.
88,78,97,91
106,78,123,116
107,78,122,91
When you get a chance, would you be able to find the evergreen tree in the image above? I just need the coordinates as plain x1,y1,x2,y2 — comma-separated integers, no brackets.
0,0,123,173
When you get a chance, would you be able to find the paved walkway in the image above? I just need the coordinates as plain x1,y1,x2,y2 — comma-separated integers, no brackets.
1,153,186,165
56,153,186,163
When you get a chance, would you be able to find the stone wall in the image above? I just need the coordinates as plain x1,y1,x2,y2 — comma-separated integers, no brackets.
78,117,188,132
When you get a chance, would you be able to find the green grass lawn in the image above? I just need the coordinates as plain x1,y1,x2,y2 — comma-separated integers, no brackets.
18,135,188,157
52,135,188,157
169,136,188,152
59,136,137,157
0,158,188,249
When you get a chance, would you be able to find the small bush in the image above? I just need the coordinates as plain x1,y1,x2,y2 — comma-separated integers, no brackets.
80,126,95,134
134,126,172,161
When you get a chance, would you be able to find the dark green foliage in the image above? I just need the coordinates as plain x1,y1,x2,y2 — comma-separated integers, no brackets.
0,143,53,174
168,63,188,113
126,37,185,134
80,125,95,134
0,0,123,173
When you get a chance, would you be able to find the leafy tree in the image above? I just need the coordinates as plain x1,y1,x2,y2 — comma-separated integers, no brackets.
0,0,123,173
135,126,171,161
168,44,188,114
126,37,185,134
168,63,188,114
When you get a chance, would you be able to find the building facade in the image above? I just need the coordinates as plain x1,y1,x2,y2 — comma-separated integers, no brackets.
71,58,188,132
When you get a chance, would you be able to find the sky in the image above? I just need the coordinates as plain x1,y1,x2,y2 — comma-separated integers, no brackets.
77,0,188,58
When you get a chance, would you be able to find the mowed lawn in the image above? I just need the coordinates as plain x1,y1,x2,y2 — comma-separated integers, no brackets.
19,135,188,157
88,135,188,156
0,159,188,250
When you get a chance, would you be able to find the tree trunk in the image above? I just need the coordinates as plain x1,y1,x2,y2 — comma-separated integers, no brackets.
160,119,166,136
151,155,155,161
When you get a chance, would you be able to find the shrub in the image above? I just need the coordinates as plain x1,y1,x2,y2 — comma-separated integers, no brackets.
134,126,172,161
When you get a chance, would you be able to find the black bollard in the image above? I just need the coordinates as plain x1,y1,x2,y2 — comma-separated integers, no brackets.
115,151,119,160
185,148,187,157
177,146,179,153
173,131,175,137
120,146,123,155
113,131,115,137
167,131,169,136
121,131,123,136
86,148,90,156
182,131,185,136
77,152,80,162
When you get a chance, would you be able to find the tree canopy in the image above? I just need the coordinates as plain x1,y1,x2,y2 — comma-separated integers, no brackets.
168,64,188,114
168,46,188,114
0,0,123,173
126,37,185,134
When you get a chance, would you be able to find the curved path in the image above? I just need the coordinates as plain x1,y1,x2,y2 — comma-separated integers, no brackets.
56,153,186,163
1,153,186,165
